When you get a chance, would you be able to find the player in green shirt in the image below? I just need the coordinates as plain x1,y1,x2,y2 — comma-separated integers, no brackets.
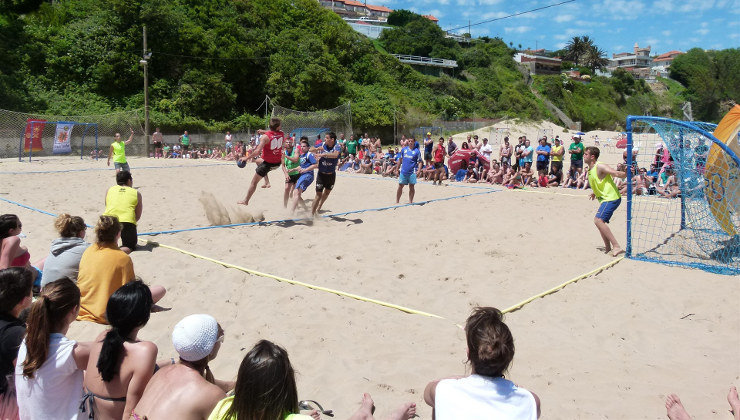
282,136,301,208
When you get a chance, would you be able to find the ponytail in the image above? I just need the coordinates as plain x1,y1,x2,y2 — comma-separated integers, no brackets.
54,214,86,238
96,328,124,382
96,280,152,382
23,278,80,378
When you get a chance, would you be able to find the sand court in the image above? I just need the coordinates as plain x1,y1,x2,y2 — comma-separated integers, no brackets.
0,156,738,419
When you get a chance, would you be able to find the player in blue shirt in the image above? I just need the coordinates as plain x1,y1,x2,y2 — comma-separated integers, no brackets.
311,132,342,216
396,139,423,204
290,138,318,214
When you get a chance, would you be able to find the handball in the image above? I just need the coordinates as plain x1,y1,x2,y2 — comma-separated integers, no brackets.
236,159,247,168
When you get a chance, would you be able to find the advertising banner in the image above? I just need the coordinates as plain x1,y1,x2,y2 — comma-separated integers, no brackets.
53,122,74,154
23,119,46,152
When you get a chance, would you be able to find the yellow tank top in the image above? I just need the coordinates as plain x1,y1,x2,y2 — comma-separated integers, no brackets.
111,141,126,163
588,162,620,202
551,145,564,162
104,185,138,224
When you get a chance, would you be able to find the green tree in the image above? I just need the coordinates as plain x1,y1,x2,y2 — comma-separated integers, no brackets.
584,45,609,72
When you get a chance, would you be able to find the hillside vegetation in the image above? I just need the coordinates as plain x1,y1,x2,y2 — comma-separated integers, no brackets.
0,1,737,133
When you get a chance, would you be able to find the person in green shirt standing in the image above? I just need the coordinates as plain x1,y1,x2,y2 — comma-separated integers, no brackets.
346,134,358,158
107,128,134,172
281,136,301,208
179,130,191,158
568,134,585,176
584,146,627,257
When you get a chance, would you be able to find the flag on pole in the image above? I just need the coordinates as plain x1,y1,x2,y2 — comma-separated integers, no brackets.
23,119,46,152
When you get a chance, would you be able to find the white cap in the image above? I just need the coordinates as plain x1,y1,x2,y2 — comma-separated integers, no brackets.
573,134,581,139
172,314,219,362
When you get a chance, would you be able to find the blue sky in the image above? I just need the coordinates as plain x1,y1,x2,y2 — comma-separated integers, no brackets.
369,0,740,56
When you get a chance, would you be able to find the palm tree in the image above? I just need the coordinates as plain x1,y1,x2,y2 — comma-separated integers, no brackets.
584,45,609,72
564,36,593,66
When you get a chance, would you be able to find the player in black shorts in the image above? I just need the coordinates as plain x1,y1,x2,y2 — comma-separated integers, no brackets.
282,136,301,208
311,132,342,216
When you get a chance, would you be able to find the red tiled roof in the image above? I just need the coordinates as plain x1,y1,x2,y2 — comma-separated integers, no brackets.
366,4,392,12
423,14,439,22
343,0,365,6
653,50,684,61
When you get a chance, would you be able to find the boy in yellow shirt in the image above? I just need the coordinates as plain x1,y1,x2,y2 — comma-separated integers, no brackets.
584,146,627,257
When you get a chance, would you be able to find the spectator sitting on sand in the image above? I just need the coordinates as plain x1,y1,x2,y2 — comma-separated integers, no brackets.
16,279,92,420
424,307,541,419
81,281,156,419
547,166,563,187
657,166,681,198
666,387,740,420
484,161,503,184
563,166,578,188
520,162,535,186
132,314,234,420
208,339,416,420
501,165,514,185
40,213,89,289
0,267,33,418
0,214,45,287
76,215,165,324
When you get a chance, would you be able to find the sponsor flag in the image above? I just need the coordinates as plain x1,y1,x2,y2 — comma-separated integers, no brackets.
23,119,46,152
53,122,74,154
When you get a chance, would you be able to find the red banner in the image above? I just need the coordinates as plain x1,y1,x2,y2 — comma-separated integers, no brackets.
24,119,46,152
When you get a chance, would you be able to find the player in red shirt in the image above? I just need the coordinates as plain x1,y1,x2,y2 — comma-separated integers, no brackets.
237,118,285,206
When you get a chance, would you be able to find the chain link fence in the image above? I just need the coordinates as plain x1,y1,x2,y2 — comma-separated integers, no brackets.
0,108,145,160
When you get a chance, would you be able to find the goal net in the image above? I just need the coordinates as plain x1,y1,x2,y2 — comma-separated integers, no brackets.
626,115,740,275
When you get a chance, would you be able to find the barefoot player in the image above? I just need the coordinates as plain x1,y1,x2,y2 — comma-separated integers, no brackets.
310,132,342,216
584,146,627,256
396,141,423,204
237,118,284,206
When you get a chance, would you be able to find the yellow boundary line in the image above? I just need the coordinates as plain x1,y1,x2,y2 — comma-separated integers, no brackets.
144,240,445,319
501,256,624,313
145,239,625,321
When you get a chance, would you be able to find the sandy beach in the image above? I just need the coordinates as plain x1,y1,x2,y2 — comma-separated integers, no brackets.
1,128,738,419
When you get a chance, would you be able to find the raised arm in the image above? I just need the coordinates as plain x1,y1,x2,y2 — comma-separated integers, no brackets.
597,163,626,180
124,129,134,145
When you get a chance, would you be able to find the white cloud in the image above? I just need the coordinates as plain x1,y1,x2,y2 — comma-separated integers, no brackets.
695,28,710,35
481,11,508,19
652,0,673,12
644,38,659,47
678,0,715,12
504,25,533,34
554,14,574,23
591,0,646,19
661,30,671,37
